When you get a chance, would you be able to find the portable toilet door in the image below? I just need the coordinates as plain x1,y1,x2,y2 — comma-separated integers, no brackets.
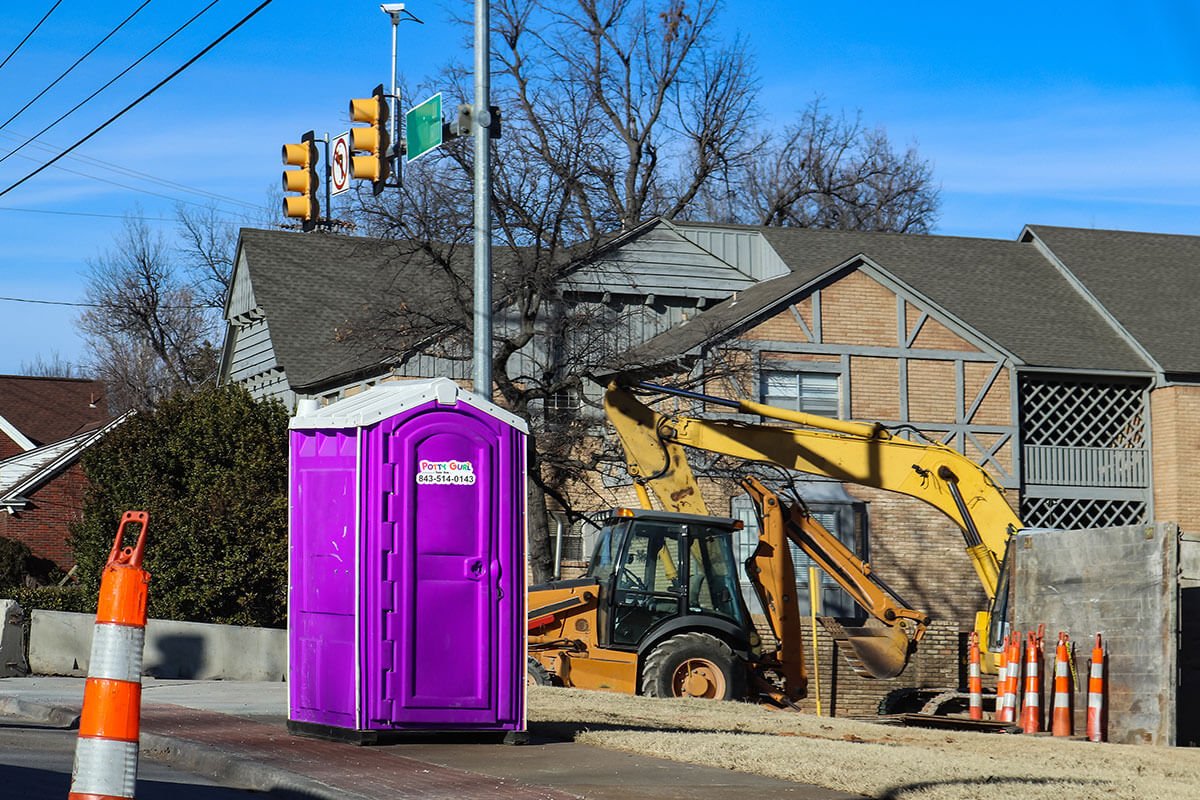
359,381,526,730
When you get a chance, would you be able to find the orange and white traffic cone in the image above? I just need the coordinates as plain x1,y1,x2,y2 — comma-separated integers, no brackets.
967,631,983,721
69,511,150,800
1020,630,1042,733
1051,632,1072,736
1002,633,1021,723
994,634,1009,722
1086,633,1106,743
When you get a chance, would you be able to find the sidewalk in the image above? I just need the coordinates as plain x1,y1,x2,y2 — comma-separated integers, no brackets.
0,677,863,800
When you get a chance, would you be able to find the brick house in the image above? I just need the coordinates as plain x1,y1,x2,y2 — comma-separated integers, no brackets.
0,376,117,572
219,220,1199,714
594,220,1198,713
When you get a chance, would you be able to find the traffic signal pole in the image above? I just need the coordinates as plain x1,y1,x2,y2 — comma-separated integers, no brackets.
473,0,492,396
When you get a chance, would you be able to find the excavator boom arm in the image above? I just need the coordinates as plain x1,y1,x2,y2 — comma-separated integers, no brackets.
604,384,1020,602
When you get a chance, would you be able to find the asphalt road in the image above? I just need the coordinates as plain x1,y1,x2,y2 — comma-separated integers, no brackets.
0,723,319,800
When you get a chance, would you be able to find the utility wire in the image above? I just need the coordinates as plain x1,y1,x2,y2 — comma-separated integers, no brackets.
0,206,176,222
0,1,153,134
0,0,277,200
2,142,258,216
0,1,63,73
0,130,264,213
0,295,209,310
0,0,223,171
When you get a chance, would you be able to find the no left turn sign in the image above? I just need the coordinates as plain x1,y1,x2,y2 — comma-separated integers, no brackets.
331,132,351,196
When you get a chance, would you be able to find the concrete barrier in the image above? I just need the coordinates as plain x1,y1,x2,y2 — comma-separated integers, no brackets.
28,609,286,681
0,599,28,677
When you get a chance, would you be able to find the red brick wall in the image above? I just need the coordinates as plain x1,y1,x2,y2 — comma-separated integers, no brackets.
0,432,24,460
1151,385,1200,534
0,463,88,569
785,619,984,717
730,267,1017,713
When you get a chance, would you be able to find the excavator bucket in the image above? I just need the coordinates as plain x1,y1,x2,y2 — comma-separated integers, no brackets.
819,618,912,680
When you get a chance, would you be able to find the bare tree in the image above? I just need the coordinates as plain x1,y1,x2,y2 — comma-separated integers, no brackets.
176,203,239,310
19,352,78,378
77,213,221,411
698,99,940,232
346,0,940,581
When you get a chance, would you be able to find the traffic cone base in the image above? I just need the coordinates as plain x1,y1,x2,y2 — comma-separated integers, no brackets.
70,736,139,799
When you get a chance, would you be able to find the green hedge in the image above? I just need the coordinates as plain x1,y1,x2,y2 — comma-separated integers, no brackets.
6,585,91,614
69,385,289,628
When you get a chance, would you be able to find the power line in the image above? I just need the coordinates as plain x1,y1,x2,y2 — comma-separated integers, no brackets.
0,0,224,172
0,205,176,222
0,295,211,311
0,1,62,73
0,296,97,308
0,0,278,201
0,130,265,214
0,1,153,134
0,141,260,217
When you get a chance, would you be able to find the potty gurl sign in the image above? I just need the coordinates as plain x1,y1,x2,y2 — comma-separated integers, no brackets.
416,459,477,485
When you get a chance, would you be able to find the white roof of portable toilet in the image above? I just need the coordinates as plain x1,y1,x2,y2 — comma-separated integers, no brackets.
288,377,529,433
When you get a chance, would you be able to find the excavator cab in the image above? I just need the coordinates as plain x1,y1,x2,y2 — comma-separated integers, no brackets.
588,508,754,649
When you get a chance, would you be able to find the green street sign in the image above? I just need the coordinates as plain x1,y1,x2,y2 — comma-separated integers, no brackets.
405,93,443,162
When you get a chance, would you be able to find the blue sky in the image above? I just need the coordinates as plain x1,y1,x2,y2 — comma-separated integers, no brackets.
1,1,1198,374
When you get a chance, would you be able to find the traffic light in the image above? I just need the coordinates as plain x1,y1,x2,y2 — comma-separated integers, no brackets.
349,84,390,196
282,130,320,232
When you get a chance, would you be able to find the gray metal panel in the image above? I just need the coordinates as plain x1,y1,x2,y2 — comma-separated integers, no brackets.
1012,523,1180,745
568,225,755,298
676,224,792,282
226,251,257,320
225,320,277,382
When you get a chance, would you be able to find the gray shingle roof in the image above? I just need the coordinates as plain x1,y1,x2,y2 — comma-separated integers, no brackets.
235,229,587,392
625,223,1151,374
1025,225,1200,374
237,229,468,391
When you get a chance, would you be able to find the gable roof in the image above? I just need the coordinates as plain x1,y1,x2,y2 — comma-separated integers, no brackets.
0,411,129,510
629,222,1150,374
1023,224,1200,374
0,376,109,448
232,229,471,391
228,228,625,393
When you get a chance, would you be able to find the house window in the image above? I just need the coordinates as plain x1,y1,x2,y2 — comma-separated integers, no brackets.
761,370,840,417
731,482,867,621
544,387,581,425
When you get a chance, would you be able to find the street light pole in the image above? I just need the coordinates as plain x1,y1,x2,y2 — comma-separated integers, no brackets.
472,0,492,396
380,4,421,176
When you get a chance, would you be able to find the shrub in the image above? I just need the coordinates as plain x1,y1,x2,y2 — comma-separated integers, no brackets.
9,585,90,614
69,385,289,628
0,536,31,588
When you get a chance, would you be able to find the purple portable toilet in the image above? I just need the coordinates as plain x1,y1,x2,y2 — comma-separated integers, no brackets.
287,378,527,739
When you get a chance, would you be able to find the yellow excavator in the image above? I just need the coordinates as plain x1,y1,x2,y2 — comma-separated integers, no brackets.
526,381,1024,703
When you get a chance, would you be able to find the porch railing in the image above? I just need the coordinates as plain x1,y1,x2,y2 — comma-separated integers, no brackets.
1023,444,1148,488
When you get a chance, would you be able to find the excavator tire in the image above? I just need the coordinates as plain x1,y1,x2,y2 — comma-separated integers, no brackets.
641,632,746,701
527,657,555,687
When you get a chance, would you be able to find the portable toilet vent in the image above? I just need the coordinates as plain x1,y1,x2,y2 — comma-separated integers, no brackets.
287,378,527,737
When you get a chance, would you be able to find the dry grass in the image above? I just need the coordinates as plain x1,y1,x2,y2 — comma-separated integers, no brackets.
528,686,1200,799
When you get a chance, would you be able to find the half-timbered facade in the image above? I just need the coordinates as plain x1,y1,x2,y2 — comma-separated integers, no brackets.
220,219,1200,715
